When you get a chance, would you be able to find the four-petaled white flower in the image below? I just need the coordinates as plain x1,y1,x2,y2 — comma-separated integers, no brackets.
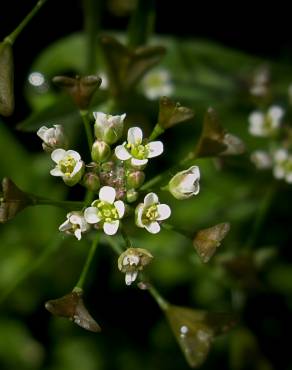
50,149,84,186
141,68,174,100
135,193,171,234
115,127,163,167
93,112,126,145
273,149,292,183
248,106,284,137
59,211,90,240
169,166,200,200
84,186,125,235
37,125,66,152
250,150,272,169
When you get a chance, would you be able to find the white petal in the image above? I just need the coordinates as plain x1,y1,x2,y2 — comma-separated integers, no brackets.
131,158,148,167
268,106,284,122
135,204,145,228
157,204,171,221
69,214,82,225
285,172,292,183
125,271,138,285
147,141,164,158
248,111,263,127
145,221,161,234
114,200,125,218
274,149,288,162
273,166,285,179
71,160,83,177
59,219,71,231
66,150,81,161
144,192,158,207
103,220,119,235
128,127,143,145
50,167,63,176
37,126,49,141
84,207,101,224
99,186,116,204
115,145,131,160
43,127,56,143
93,111,106,121
189,166,200,180
51,148,66,163
74,229,82,240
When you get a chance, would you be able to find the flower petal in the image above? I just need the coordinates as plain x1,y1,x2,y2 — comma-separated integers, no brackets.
114,200,125,218
157,204,171,220
147,141,164,158
59,219,71,231
131,158,148,167
144,192,158,207
74,229,82,240
50,167,63,176
103,220,119,235
115,144,131,160
37,126,49,141
84,207,101,224
71,160,83,177
51,148,66,163
99,186,116,204
135,204,145,228
125,271,138,285
128,127,143,145
66,150,81,161
145,221,161,234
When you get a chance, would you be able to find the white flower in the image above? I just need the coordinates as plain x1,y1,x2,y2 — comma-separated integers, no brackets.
98,71,109,90
169,166,200,200
59,212,90,240
250,150,272,169
93,112,126,144
84,186,125,235
50,149,84,186
248,106,284,137
141,68,174,100
135,193,171,234
115,127,163,167
273,149,292,183
37,125,66,152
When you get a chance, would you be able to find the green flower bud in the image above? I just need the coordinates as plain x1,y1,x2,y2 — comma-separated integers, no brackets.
169,166,200,200
0,41,14,116
126,170,145,189
126,189,138,203
118,247,153,285
82,172,101,192
91,140,111,162
0,178,34,223
93,112,126,145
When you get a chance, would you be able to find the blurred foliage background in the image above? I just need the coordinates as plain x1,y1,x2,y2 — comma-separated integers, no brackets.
0,1,292,369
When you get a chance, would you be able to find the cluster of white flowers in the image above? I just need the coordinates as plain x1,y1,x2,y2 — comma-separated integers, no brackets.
248,105,284,137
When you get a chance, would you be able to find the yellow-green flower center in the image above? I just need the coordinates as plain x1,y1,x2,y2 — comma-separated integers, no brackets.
127,143,149,160
59,155,77,177
95,201,119,223
144,204,158,222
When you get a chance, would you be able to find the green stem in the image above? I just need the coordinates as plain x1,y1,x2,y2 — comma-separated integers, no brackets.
120,226,132,248
75,233,99,289
245,182,277,251
82,0,100,74
147,283,169,311
80,110,93,151
162,223,193,239
4,0,48,45
35,198,84,209
149,123,165,141
0,234,62,304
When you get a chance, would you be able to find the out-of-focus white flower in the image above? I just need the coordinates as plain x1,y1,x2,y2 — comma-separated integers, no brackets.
273,149,292,183
37,125,66,152
115,127,163,167
135,192,171,234
118,247,153,286
84,186,125,235
98,71,109,90
50,149,84,186
93,112,126,145
248,106,284,137
59,212,90,240
141,68,174,100
250,150,272,169
169,166,200,200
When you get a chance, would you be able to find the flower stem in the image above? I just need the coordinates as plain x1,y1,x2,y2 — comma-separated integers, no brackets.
4,0,48,45
162,223,193,239
147,283,169,311
75,233,99,290
149,123,164,141
0,233,63,304
35,197,84,209
120,226,132,248
80,110,94,151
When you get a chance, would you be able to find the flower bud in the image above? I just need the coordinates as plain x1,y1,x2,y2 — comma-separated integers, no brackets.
118,247,153,285
37,125,67,152
91,140,111,162
93,112,126,145
0,178,34,223
126,189,138,203
126,170,145,189
82,172,101,192
45,289,101,332
169,166,200,200
0,41,14,116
